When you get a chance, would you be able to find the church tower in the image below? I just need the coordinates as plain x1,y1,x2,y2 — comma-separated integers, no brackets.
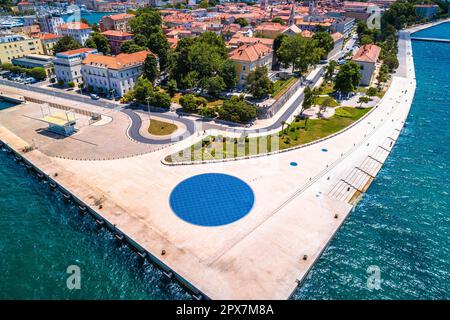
288,1,295,26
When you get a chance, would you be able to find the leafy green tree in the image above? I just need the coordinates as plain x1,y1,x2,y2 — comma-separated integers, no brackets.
169,32,230,91
358,96,371,107
366,87,378,97
131,77,154,103
150,90,171,108
377,63,390,85
381,1,417,30
219,60,237,90
383,54,399,72
218,95,257,123
302,86,315,112
30,67,46,80
246,66,274,99
133,34,148,47
324,60,337,81
142,54,159,84
179,94,206,112
334,61,362,94
277,35,323,72
360,34,374,45
273,33,287,64
53,36,81,54
271,17,285,25
85,32,111,54
147,30,170,71
120,41,147,53
203,76,226,97
312,32,334,59
129,8,162,38
167,79,177,97
235,17,249,27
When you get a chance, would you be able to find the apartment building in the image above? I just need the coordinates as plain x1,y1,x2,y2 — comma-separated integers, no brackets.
54,48,98,86
59,22,92,45
81,50,150,97
351,44,381,86
0,34,44,64
38,14,65,35
229,42,273,84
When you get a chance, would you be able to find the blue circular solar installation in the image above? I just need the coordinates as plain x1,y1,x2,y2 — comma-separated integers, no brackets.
169,173,254,227
290,162,298,166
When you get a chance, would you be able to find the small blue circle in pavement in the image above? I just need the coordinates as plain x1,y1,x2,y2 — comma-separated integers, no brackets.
290,162,298,166
169,173,254,227
321,148,328,152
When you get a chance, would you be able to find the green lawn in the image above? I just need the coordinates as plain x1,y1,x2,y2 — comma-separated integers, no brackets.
314,95,339,107
148,119,177,136
318,82,335,95
165,107,371,162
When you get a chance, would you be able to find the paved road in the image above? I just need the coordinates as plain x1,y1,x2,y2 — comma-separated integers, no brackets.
123,108,196,144
0,79,120,109
0,65,325,142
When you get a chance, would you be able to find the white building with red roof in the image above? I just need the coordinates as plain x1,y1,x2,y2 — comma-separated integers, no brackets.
229,42,273,84
351,44,381,86
54,48,98,86
59,22,92,46
81,50,150,97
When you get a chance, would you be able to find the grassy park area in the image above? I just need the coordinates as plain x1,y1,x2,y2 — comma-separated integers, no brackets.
165,107,371,162
148,119,177,136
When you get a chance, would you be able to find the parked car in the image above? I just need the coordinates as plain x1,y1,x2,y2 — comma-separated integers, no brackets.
90,93,100,100
23,77,36,84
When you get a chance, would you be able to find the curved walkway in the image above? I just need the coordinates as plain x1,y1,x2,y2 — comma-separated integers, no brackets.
123,109,196,144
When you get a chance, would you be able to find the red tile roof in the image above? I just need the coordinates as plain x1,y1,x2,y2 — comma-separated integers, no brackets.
60,22,91,30
105,13,135,21
228,35,274,47
101,30,133,37
352,44,381,63
229,43,272,63
58,48,97,56
82,50,150,70
37,33,61,40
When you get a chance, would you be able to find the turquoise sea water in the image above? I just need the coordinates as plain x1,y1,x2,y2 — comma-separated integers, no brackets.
0,23,449,299
62,12,113,25
0,100,18,111
292,24,450,300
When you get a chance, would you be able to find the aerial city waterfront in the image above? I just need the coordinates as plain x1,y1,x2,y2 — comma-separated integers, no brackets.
0,0,449,304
